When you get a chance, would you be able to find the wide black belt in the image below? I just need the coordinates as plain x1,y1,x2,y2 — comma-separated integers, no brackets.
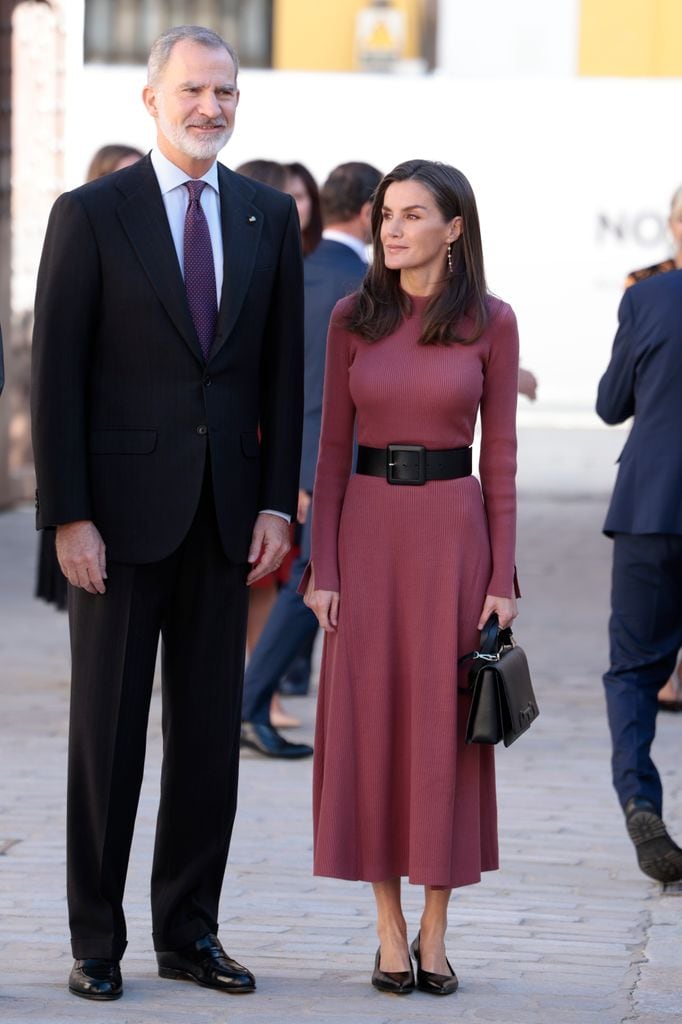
356,444,472,486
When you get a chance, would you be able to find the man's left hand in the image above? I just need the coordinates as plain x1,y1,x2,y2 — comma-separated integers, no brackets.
246,513,291,585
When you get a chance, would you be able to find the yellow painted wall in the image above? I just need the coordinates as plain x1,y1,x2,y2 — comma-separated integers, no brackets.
580,0,682,76
274,0,422,71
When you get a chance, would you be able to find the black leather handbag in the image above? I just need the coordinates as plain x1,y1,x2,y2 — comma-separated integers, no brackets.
459,614,539,747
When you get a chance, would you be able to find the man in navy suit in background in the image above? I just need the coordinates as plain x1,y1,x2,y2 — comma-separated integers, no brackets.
597,269,682,883
241,162,382,758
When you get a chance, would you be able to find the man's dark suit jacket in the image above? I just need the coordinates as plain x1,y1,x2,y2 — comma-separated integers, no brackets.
597,269,682,536
299,238,366,492
31,154,303,564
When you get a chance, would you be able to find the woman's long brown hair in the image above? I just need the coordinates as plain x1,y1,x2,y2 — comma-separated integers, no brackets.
348,159,488,346
285,162,323,256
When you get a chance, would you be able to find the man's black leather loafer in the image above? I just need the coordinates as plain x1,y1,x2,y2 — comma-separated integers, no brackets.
157,932,255,993
68,958,122,1000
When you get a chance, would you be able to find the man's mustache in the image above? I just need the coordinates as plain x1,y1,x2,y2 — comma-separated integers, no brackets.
187,118,228,128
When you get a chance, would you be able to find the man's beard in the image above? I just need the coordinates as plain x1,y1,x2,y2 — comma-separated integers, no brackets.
157,100,232,161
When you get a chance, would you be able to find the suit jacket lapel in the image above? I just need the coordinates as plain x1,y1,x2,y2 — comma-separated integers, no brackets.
212,165,263,360
116,155,204,364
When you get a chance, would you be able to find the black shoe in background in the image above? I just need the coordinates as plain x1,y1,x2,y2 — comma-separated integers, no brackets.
625,797,682,883
240,721,313,759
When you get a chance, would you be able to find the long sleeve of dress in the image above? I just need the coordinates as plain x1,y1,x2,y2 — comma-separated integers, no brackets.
479,302,520,598
307,301,357,592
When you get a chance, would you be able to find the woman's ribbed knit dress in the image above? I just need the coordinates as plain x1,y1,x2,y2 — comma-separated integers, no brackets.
307,291,519,888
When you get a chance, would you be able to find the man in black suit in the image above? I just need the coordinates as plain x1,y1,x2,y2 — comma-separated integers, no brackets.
31,26,302,1000
241,162,381,758
597,269,682,884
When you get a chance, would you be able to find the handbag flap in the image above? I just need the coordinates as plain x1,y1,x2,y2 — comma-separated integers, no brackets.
494,646,539,747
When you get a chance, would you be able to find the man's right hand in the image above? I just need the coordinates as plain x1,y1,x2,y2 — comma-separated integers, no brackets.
55,520,107,594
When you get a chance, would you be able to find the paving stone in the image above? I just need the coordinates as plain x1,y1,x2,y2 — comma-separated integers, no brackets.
1,496,682,1023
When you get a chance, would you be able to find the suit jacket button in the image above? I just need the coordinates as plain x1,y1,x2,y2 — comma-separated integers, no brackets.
202,375,211,387
196,424,208,435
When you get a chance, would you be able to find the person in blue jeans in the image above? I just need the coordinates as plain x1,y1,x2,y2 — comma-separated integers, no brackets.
241,162,382,758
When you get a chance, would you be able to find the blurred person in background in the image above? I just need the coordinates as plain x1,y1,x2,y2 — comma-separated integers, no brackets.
235,158,286,191
518,366,538,400
35,143,144,612
624,185,682,288
303,159,519,996
267,161,323,718
597,262,682,884
241,161,382,759
622,184,682,711
236,158,324,728
86,144,145,181
234,157,304,729
285,161,323,257
267,161,324,711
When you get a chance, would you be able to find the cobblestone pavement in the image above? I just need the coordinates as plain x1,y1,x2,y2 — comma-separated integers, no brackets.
1,492,681,1024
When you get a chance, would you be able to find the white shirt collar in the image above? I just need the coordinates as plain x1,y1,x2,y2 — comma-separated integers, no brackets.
150,147,220,195
322,228,368,263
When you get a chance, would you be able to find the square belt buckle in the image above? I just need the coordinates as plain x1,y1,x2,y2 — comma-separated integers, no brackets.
386,444,427,485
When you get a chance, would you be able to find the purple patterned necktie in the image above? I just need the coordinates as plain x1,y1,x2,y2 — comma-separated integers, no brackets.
183,179,218,361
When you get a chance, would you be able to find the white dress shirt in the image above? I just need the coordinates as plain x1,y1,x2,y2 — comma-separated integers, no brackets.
149,148,289,525
150,147,223,301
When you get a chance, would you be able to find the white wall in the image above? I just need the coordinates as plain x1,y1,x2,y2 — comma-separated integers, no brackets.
66,66,682,427
436,0,579,77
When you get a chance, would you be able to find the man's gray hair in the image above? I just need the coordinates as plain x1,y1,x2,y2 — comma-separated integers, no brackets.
147,25,239,85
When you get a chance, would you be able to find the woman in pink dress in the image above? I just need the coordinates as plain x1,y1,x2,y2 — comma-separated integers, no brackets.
302,159,519,996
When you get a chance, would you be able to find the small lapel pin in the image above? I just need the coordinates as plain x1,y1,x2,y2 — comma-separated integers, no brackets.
248,215,257,223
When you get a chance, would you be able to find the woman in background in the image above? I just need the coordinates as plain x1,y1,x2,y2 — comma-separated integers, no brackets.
235,160,295,663
285,162,323,256
85,144,144,181
234,159,315,730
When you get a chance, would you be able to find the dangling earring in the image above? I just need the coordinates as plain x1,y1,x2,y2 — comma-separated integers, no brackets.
447,242,453,274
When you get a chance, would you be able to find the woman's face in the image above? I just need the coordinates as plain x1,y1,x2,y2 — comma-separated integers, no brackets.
669,201,682,254
380,179,461,277
286,174,312,231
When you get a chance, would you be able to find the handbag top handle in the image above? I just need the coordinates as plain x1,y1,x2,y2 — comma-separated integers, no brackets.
458,613,514,666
